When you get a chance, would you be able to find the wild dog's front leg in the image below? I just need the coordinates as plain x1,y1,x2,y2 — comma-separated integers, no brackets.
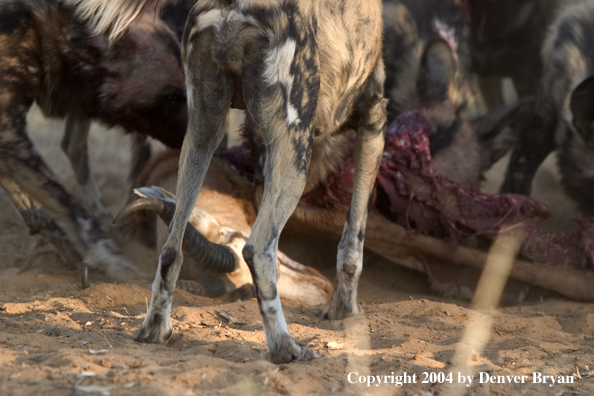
61,115,112,224
135,28,233,343
322,63,388,320
500,104,557,195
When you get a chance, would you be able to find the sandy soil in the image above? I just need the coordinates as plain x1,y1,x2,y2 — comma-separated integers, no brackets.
1,108,594,396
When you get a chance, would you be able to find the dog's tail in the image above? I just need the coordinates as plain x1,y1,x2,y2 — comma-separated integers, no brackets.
63,0,170,42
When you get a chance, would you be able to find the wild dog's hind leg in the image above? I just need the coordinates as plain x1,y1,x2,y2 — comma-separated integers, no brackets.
322,62,387,320
239,30,320,362
134,31,233,344
242,128,319,362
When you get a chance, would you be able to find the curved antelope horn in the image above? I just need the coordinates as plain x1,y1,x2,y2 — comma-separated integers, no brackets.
114,198,239,273
176,277,227,298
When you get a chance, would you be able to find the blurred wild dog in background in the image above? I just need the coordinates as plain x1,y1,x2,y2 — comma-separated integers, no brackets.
380,0,522,187
0,0,186,281
540,3,594,217
497,2,594,203
382,0,475,120
463,0,586,195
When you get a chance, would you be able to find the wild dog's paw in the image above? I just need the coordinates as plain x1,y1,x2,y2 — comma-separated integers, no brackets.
134,312,173,344
268,333,320,364
84,239,141,281
320,288,360,320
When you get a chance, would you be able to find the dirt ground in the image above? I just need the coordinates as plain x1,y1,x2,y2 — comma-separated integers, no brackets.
1,107,594,396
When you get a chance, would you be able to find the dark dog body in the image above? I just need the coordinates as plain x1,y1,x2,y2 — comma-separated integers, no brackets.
161,0,196,41
0,0,186,279
0,0,186,146
467,0,576,99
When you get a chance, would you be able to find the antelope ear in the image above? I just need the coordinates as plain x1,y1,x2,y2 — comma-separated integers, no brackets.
417,39,457,105
570,75,594,145
473,98,532,166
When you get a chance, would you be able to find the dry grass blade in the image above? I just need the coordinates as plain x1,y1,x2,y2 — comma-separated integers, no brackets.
442,231,522,396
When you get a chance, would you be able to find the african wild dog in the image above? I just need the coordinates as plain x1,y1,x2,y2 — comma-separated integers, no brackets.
70,0,386,363
382,0,474,121
410,0,579,194
558,75,594,216
498,1,594,200
409,38,524,188
0,0,186,281
544,3,594,217
465,0,584,195
381,4,520,188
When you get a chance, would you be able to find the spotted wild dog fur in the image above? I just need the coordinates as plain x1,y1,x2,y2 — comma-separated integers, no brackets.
70,0,387,363
558,75,594,216
0,0,186,280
